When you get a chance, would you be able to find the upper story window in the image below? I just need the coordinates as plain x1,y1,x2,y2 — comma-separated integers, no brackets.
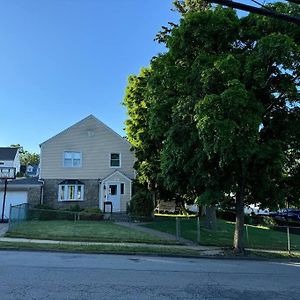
110,153,121,168
64,151,81,168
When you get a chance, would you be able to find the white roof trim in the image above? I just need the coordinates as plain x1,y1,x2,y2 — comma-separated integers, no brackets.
40,115,131,147
102,170,132,182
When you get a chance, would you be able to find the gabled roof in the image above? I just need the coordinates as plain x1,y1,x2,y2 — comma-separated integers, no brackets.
0,147,18,160
40,114,131,147
102,170,133,182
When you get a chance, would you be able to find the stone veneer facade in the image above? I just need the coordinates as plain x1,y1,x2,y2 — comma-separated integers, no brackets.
43,179,99,209
28,187,42,207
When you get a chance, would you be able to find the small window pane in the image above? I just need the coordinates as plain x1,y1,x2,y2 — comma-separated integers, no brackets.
73,152,81,159
69,186,75,199
73,159,81,167
111,153,119,160
121,183,124,195
110,159,120,167
77,185,82,199
109,185,117,195
64,152,73,159
60,186,65,200
64,158,72,167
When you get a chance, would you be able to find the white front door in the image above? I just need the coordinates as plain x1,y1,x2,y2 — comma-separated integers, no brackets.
106,182,120,212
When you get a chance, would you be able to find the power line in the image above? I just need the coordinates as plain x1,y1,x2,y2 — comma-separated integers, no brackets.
206,0,300,25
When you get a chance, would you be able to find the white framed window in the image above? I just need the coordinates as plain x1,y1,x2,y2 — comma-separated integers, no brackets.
58,180,84,201
110,153,121,168
64,151,81,168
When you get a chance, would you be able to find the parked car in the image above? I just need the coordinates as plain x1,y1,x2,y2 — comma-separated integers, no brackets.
272,208,300,222
244,205,270,216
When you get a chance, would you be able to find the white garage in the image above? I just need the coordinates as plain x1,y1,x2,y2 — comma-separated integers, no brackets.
0,191,28,220
0,178,43,220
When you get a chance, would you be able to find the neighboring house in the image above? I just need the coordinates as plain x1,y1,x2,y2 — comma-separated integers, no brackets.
0,147,20,175
26,164,39,177
40,115,135,212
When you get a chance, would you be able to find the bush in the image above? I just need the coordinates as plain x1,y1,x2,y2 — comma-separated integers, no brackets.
67,204,83,212
34,204,54,210
129,190,154,218
79,207,103,221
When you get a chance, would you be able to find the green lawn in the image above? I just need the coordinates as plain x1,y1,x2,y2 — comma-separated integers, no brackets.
6,220,177,245
143,217,300,251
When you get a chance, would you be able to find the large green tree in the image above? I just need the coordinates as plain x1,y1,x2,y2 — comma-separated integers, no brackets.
124,1,300,253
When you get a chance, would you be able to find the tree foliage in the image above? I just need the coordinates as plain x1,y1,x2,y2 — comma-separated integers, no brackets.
10,144,40,165
124,1,300,253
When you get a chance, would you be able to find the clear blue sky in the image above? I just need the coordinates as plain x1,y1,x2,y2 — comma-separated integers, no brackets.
0,0,280,153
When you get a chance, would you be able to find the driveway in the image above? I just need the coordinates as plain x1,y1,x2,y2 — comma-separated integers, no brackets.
0,251,299,299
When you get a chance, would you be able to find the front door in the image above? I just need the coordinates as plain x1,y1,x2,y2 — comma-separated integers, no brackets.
106,183,120,212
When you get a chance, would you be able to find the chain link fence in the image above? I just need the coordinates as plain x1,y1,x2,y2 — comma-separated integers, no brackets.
150,215,300,254
8,204,104,230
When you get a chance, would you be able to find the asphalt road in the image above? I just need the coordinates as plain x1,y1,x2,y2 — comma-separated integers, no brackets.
0,251,299,300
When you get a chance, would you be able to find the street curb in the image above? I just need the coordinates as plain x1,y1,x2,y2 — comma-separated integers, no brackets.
0,245,299,263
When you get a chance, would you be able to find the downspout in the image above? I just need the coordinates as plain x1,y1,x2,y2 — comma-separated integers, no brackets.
38,179,44,205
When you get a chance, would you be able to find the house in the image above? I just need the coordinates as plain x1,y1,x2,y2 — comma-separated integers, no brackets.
0,147,20,175
39,115,135,212
0,148,42,219
26,164,39,177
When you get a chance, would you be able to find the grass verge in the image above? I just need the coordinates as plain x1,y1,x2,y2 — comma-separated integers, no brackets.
143,216,300,251
0,241,200,257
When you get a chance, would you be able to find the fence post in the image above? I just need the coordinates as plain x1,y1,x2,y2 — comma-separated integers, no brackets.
197,216,201,244
245,224,249,247
176,217,180,241
287,226,291,254
8,204,12,230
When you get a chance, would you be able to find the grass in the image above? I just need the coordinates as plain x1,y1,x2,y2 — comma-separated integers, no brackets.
143,216,300,251
0,241,200,257
6,220,178,245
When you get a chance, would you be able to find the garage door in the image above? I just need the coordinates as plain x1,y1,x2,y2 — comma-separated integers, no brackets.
0,191,28,220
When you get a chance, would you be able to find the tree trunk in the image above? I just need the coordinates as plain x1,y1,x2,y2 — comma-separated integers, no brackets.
233,177,246,254
205,205,217,230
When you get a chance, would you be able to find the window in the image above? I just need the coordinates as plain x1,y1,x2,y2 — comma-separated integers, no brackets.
120,183,125,195
109,184,117,195
110,153,120,168
58,180,84,201
64,152,81,167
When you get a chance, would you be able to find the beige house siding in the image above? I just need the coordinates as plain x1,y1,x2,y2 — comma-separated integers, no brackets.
40,115,135,180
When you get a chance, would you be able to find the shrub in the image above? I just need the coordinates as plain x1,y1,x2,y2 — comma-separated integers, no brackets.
79,207,103,221
129,190,154,218
67,204,83,212
34,204,54,210
82,207,102,214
